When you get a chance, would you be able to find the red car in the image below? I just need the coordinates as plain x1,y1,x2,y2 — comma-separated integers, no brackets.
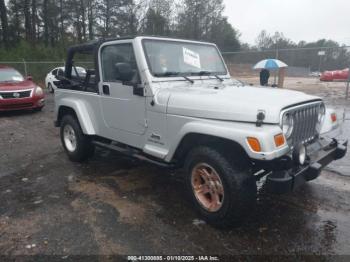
320,68,349,82
0,65,45,112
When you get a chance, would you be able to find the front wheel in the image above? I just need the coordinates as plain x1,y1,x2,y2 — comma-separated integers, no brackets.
60,115,95,162
185,146,257,228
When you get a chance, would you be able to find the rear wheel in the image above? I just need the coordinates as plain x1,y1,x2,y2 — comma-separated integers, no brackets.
48,83,54,93
60,115,94,162
185,146,257,228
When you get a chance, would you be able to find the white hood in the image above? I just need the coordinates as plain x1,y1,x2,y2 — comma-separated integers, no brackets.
160,84,321,124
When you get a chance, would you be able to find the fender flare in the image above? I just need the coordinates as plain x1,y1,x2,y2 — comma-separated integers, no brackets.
165,119,289,162
165,121,250,162
57,98,97,135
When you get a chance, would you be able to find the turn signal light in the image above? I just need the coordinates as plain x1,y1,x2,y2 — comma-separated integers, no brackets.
274,133,286,147
247,137,261,152
331,113,337,123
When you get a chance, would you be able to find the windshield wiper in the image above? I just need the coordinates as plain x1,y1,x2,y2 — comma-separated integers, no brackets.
194,71,224,82
213,74,224,82
155,71,194,84
154,71,180,77
196,70,211,76
182,75,194,84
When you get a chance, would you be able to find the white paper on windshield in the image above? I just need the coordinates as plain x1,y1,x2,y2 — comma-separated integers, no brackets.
183,47,201,69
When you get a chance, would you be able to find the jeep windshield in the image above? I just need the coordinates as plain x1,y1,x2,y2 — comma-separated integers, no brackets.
142,39,227,78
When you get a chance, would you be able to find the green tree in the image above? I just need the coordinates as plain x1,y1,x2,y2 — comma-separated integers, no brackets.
176,0,240,51
143,8,169,35
209,17,240,52
1,0,242,57
0,0,9,47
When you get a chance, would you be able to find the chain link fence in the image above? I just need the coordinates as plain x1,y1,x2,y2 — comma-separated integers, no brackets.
0,61,65,85
221,46,350,98
1,46,350,97
222,46,350,78
0,60,94,86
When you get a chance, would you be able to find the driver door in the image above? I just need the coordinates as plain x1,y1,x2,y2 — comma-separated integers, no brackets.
99,42,146,135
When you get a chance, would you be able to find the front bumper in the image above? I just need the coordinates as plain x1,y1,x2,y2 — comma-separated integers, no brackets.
265,138,347,194
0,96,45,111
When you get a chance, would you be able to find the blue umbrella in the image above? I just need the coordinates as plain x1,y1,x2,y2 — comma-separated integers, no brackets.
253,59,288,70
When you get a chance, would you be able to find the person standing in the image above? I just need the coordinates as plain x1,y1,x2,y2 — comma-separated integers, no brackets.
260,69,270,86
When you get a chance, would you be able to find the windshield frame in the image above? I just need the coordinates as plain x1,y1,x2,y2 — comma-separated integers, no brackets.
141,38,228,78
0,68,25,83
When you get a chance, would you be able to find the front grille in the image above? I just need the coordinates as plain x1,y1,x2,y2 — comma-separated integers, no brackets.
283,102,323,146
0,90,32,99
0,103,33,109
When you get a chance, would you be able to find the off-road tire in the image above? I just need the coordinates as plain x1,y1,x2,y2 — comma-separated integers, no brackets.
184,146,257,228
60,115,95,162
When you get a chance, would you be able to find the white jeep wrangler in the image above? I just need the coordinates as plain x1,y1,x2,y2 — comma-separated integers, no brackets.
54,36,347,227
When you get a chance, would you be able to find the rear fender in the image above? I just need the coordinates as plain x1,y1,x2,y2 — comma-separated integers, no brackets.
57,98,96,135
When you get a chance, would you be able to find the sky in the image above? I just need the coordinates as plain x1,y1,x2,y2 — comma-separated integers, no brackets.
224,0,350,46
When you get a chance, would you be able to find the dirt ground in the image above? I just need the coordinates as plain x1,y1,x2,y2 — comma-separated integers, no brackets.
0,78,349,260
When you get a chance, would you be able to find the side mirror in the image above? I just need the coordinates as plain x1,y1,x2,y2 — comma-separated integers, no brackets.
133,84,145,96
115,63,134,82
26,75,33,81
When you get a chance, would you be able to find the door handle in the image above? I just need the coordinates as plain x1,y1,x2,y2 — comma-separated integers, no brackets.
102,84,110,95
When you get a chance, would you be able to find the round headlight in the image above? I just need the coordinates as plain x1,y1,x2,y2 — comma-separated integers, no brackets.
281,113,294,138
316,104,326,132
35,86,43,96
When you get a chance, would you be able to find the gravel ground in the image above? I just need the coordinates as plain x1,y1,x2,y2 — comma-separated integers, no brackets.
0,80,349,260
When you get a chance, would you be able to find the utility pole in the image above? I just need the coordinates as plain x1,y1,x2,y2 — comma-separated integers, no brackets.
346,66,350,100
274,42,279,85
318,50,325,73
23,59,27,77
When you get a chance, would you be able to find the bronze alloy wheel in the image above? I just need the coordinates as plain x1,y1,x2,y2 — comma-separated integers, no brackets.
191,163,224,212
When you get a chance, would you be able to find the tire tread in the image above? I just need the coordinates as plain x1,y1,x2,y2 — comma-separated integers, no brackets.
60,114,94,162
185,146,257,228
